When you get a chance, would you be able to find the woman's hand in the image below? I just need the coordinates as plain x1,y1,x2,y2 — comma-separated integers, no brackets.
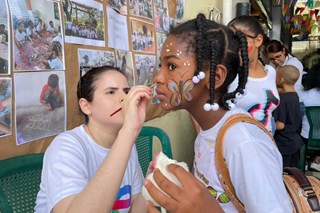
144,164,224,213
121,85,151,135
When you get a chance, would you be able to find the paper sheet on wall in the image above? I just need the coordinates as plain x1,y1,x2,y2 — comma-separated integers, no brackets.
107,6,129,51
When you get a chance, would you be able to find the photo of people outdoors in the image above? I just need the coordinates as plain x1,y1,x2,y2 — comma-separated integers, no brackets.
63,0,105,47
134,54,156,86
14,71,66,145
78,48,115,76
130,18,155,53
129,0,153,20
154,6,170,33
0,78,12,138
0,0,10,75
107,0,127,15
9,0,64,71
116,49,134,86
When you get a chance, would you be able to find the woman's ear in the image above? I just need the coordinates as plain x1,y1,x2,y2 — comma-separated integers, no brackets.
79,98,91,116
205,64,227,90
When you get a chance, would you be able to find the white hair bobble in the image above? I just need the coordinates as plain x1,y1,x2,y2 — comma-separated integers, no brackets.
203,102,219,111
235,92,242,99
235,89,248,99
192,71,205,84
226,100,235,110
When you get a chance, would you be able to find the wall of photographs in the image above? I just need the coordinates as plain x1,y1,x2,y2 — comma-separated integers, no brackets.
0,0,186,159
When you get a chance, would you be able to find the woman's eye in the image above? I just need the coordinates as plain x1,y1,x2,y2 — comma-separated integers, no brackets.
124,88,130,94
168,64,176,71
107,91,115,94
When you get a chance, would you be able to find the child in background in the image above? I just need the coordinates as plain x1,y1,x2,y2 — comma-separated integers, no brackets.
39,74,62,111
145,13,291,213
273,65,303,168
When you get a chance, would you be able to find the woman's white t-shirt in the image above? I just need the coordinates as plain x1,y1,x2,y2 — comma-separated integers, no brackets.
34,125,144,213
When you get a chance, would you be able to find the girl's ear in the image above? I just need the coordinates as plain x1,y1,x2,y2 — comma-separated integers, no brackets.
255,34,264,48
205,64,228,90
79,98,91,116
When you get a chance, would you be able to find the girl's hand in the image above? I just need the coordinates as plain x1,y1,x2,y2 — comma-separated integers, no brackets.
144,164,224,213
121,85,151,135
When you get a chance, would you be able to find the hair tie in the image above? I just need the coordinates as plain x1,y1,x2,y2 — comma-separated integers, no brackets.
192,71,205,84
203,102,219,111
226,100,235,110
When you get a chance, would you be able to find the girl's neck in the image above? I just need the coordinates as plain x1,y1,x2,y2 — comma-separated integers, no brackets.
189,106,228,131
248,58,266,78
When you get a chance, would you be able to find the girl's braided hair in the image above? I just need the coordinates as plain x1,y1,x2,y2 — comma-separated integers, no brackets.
169,13,249,109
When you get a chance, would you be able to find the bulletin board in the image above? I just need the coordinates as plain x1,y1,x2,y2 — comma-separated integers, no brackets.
0,0,182,159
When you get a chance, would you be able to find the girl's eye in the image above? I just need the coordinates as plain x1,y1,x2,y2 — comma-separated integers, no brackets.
168,64,176,71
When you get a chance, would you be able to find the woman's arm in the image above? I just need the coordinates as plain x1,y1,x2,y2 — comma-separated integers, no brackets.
53,86,151,213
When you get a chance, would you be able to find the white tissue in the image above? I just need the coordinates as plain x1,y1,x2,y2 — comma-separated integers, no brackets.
141,152,189,206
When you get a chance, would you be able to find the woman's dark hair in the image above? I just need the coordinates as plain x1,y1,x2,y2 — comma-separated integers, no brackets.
265,39,289,56
77,65,125,123
302,61,320,91
228,15,266,65
169,13,249,109
48,74,59,88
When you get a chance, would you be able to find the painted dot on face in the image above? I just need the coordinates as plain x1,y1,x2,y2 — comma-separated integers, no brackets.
166,49,171,52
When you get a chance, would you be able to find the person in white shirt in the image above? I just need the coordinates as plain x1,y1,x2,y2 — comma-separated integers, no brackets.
35,66,151,213
227,15,280,134
265,40,304,100
47,21,57,33
300,62,320,171
145,13,291,213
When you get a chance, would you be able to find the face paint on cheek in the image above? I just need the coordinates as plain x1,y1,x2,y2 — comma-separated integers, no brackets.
167,79,195,107
168,80,182,106
247,44,253,54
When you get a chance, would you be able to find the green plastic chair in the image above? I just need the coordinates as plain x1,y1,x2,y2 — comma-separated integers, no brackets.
0,153,44,213
300,106,320,172
135,126,173,176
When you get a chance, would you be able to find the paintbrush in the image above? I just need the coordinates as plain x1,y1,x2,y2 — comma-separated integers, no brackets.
109,83,157,117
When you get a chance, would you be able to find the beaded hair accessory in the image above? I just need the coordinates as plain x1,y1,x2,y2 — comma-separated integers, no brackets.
192,71,206,84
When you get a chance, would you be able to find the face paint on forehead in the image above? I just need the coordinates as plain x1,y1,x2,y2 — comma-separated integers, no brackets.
183,60,191,66
176,49,183,57
165,42,174,52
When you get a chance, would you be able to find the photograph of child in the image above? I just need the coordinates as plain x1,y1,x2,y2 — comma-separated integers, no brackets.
14,71,66,145
9,0,64,71
107,0,127,15
78,48,115,76
116,49,134,86
63,0,105,47
129,0,153,20
130,18,156,53
134,54,156,86
0,0,10,75
0,78,12,138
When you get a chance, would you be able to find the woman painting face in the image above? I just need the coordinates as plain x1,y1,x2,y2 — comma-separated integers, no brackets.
154,35,199,110
267,48,286,68
82,71,130,128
